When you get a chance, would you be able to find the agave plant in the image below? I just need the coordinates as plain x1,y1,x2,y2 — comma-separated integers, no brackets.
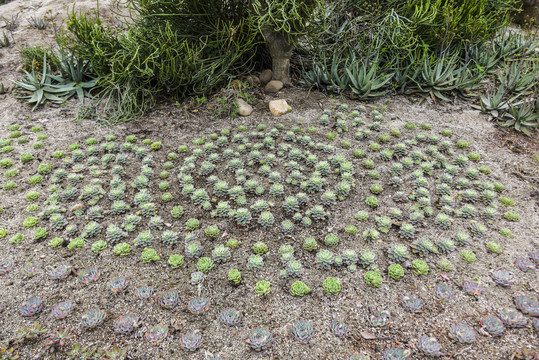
501,101,539,136
474,84,509,118
11,54,67,111
345,56,393,100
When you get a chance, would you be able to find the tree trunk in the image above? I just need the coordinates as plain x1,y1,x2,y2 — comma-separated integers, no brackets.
262,28,295,85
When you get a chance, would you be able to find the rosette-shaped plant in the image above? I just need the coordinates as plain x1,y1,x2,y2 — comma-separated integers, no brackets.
188,297,211,315
448,323,476,343
48,265,72,280
81,308,106,329
388,244,409,263
113,314,140,335
219,308,242,327
417,335,443,357
434,284,454,301
514,295,539,317
401,294,424,313
497,308,528,328
364,270,383,288
246,327,273,352
180,331,203,351
369,310,391,327
51,300,74,320
108,277,128,293
490,270,514,287
514,257,535,273
462,282,484,296
481,315,505,336
382,348,411,360
323,277,341,295
388,264,404,280
290,320,313,343
135,286,154,300
159,290,179,309
145,323,168,344
19,297,43,317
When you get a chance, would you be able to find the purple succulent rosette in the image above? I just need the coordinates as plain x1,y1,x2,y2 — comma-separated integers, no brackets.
481,315,505,336
533,318,539,333
19,296,43,317
51,300,74,320
219,308,242,327
369,310,391,327
497,308,528,328
107,277,128,293
187,297,211,314
462,282,484,296
20,262,40,278
382,348,411,360
514,295,539,317
246,327,273,351
434,284,454,301
330,320,350,338
81,308,106,329
180,331,203,351
514,257,536,272
78,267,100,284
145,323,168,344
400,294,424,313
159,290,179,309
417,335,443,357
48,265,72,280
490,270,514,287
290,320,313,343
113,314,140,334
135,285,154,300
0,258,15,275
448,323,476,343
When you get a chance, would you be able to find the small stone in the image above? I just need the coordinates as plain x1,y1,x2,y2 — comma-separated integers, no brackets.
259,69,273,85
265,80,283,93
269,99,291,116
244,75,260,88
236,99,253,116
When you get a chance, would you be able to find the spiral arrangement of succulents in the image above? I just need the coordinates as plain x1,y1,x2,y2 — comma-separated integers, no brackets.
0,105,537,359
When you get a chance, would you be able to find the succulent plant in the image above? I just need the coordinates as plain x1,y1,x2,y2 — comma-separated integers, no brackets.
364,270,383,288
19,297,43,317
434,284,454,301
135,285,154,300
399,223,415,239
316,249,335,269
290,281,311,297
180,331,203,351
246,327,273,351
490,270,514,287
388,264,404,280
188,297,211,314
290,320,313,343
81,308,106,328
529,249,539,265
498,308,528,328
382,348,411,360
255,280,271,296
348,352,371,360
481,315,505,336
401,294,424,313
159,290,179,309
144,323,168,345
107,277,128,293
113,314,140,335
219,308,242,327
485,241,502,254
323,277,341,295
78,267,99,284
462,281,484,296
363,228,380,242
514,295,539,317
514,257,535,272
460,250,477,264
387,244,409,263
417,335,443,357
48,265,72,280
448,323,475,343
514,348,539,360
411,260,429,275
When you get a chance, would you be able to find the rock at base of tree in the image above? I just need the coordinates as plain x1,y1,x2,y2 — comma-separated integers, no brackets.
269,99,290,116
236,99,253,116
264,80,284,94
259,69,273,86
